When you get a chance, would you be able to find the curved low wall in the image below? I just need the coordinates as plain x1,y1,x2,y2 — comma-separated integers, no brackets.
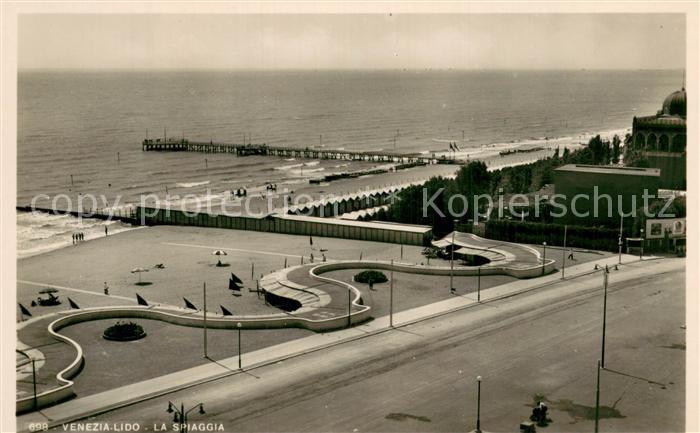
16,253,552,413
16,314,84,414
310,258,557,279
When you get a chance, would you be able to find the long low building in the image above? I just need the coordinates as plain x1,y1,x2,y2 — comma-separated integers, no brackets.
135,206,433,245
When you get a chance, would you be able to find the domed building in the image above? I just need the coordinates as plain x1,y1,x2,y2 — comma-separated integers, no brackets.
631,88,686,190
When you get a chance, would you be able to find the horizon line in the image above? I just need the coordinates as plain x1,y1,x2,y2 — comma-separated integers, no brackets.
17,67,686,73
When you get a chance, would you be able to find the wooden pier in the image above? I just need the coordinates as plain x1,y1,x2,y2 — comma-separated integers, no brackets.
142,138,462,165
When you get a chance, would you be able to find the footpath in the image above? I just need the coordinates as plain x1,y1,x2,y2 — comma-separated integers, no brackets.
16,254,673,432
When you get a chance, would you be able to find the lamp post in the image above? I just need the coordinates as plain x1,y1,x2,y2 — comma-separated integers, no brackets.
450,220,458,294
601,268,609,369
167,401,205,433
475,375,482,433
561,225,568,280
594,360,601,433
390,259,394,327
347,288,352,328
541,242,547,276
618,214,624,264
477,266,481,302
31,359,37,410
640,229,645,260
236,322,242,370
203,282,208,358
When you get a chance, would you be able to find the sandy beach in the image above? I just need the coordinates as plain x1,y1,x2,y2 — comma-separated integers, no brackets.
16,224,609,400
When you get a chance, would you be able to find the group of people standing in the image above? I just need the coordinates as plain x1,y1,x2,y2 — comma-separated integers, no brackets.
72,232,85,244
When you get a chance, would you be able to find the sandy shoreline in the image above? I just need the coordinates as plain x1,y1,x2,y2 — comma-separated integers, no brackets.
17,126,631,259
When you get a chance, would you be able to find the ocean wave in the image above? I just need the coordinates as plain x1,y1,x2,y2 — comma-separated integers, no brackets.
176,181,211,188
274,163,303,171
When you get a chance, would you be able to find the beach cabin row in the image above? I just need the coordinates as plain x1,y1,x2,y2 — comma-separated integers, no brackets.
136,207,432,246
288,189,400,218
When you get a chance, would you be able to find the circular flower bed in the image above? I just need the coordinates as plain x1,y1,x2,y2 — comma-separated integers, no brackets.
353,270,388,284
103,321,147,341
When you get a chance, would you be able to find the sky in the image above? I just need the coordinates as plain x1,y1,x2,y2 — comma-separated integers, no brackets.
18,14,686,70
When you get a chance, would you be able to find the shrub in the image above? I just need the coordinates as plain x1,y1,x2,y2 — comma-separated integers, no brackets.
103,321,146,341
354,270,388,284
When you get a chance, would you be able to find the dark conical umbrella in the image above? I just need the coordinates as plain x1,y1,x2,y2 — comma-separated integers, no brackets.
230,273,243,285
136,293,148,306
68,298,80,309
229,278,243,292
18,303,32,318
183,297,197,310
220,305,233,316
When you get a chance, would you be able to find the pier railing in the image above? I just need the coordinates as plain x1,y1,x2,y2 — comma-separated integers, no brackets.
142,138,463,165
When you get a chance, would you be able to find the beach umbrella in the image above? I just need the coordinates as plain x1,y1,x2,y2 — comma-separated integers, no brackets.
38,288,59,294
213,250,228,266
131,267,149,283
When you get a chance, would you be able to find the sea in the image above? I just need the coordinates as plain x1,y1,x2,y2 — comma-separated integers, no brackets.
17,69,683,258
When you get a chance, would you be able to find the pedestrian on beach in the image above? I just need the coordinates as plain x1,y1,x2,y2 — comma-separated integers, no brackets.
103,282,109,295
105,226,108,237
72,233,76,244
567,248,574,260
310,253,314,263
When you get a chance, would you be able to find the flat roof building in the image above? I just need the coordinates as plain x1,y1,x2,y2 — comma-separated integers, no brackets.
553,164,660,227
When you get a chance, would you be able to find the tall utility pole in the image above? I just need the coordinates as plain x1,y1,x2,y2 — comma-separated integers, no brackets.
32,359,37,410
477,266,481,302
475,376,482,433
449,222,457,294
541,242,547,276
618,214,624,264
237,323,242,369
601,269,609,369
595,359,601,433
561,225,568,279
203,282,208,358
347,289,352,328
390,259,394,327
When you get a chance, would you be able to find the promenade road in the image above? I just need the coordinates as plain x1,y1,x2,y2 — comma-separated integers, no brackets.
15,257,684,433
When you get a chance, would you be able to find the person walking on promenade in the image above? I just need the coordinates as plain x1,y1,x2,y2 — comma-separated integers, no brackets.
105,226,108,236
567,248,574,260
72,233,76,244
103,282,109,295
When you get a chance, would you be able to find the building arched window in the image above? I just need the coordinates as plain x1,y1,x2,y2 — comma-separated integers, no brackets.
635,133,645,147
671,134,686,152
646,133,657,150
658,134,669,152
